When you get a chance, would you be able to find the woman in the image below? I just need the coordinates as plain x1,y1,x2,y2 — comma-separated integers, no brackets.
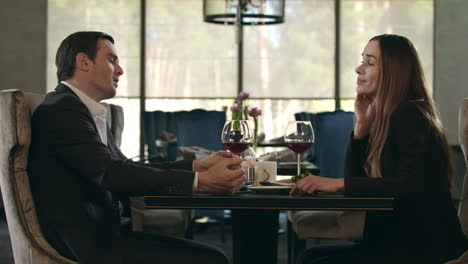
292,34,467,264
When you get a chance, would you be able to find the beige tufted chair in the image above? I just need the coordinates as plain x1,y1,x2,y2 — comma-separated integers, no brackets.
0,89,78,264
445,98,468,264
458,98,468,239
101,103,192,237
130,196,192,237
287,211,365,264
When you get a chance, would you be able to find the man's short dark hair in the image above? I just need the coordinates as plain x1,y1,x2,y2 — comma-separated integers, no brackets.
55,31,114,83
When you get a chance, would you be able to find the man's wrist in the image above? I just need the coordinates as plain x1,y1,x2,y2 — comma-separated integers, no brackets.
193,160,204,172
192,172,198,192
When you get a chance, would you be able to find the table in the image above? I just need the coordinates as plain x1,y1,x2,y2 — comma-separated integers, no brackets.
277,161,320,176
144,192,394,264
258,140,284,147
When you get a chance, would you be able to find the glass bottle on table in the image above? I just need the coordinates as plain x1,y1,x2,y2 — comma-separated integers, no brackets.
283,121,314,176
240,147,257,186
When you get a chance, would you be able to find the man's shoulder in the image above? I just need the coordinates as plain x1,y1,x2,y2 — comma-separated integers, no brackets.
32,85,92,127
37,85,85,113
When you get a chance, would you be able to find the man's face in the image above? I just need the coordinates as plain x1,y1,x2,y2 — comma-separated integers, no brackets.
355,40,380,97
88,39,124,101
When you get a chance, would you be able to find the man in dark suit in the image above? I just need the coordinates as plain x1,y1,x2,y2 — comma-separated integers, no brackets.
27,31,245,264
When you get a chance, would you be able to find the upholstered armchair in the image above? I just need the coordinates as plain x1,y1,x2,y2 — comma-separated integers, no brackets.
103,103,125,148
124,110,192,236
174,109,227,241
0,90,77,264
130,196,192,236
446,98,468,264
102,103,192,237
141,109,226,239
458,98,468,239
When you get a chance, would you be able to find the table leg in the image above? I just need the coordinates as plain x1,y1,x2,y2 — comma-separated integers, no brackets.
232,210,279,264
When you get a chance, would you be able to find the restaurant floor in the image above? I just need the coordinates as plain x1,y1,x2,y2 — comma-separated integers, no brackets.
0,210,351,264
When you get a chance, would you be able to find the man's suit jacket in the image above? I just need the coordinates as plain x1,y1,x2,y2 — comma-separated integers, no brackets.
27,84,195,263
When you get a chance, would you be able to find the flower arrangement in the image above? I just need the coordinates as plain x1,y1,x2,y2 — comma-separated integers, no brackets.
229,92,262,151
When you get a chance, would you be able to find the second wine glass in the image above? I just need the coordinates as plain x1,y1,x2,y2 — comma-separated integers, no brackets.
283,121,314,176
221,120,253,156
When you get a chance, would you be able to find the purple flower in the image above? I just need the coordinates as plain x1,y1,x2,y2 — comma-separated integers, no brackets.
248,107,262,118
236,91,250,101
230,105,242,113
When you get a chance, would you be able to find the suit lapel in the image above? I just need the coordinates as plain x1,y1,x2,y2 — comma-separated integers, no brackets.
56,83,100,133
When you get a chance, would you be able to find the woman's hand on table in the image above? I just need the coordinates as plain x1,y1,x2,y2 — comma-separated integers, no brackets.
196,154,245,194
289,175,344,195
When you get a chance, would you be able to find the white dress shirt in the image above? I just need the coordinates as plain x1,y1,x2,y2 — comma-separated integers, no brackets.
62,81,108,146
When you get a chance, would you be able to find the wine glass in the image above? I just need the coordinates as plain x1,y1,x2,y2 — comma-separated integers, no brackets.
221,120,253,156
283,121,314,175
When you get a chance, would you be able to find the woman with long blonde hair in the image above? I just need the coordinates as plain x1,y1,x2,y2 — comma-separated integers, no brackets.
293,34,467,264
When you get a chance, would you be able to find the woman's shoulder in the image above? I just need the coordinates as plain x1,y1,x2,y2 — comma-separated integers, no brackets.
393,100,423,114
390,100,429,129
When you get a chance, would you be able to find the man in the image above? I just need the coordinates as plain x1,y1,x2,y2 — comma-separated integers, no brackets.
27,31,245,264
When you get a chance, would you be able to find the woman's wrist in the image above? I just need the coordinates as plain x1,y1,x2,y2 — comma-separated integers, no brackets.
353,124,369,139
335,178,345,192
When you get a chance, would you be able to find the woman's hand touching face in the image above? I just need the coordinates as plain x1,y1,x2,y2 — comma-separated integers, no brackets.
353,94,376,139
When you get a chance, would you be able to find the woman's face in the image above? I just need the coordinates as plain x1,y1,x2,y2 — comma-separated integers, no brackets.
355,40,381,97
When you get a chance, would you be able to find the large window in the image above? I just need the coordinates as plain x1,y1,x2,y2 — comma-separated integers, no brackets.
340,0,433,110
47,0,434,157
47,0,141,157
145,0,335,146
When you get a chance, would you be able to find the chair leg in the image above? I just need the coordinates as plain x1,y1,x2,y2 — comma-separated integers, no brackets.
294,237,306,264
220,218,225,243
184,220,194,239
287,220,306,264
0,207,5,220
287,220,294,264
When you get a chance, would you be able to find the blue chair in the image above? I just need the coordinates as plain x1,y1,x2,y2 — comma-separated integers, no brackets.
143,111,178,162
289,110,363,264
174,109,226,151
295,110,354,178
173,109,227,241
313,110,354,178
143,109,226,162
295,112,317,161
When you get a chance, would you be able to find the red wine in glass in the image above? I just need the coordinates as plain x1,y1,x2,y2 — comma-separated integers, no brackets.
286,142,314,153
223,142,252,155
283,121,315,175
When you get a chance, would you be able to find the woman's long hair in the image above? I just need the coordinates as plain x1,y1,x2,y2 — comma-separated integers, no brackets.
365,34,453,184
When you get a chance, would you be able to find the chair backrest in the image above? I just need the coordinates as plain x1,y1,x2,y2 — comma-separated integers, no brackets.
296,110,354,178
295,112,317,160
102,103,124,148
458,98,468,238
174,109,226,151
0,90,77,264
